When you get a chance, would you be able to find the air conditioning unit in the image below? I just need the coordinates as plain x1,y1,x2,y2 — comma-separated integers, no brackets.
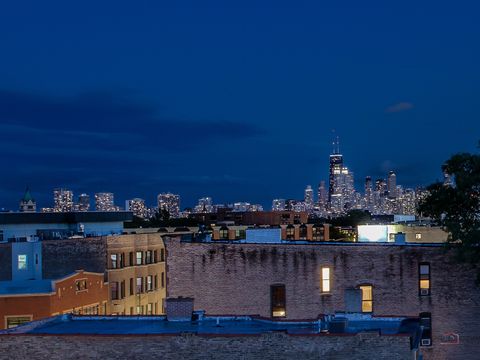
421,338,431,346
420,289,430,296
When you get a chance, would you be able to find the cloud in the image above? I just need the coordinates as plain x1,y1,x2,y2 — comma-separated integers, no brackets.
385,102,414,113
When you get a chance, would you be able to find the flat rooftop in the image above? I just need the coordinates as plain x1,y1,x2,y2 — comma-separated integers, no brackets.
0,211,133,225
1,314,420,337
0,279,53,296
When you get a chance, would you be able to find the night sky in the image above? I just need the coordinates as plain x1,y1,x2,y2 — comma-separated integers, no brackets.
1,1,479,210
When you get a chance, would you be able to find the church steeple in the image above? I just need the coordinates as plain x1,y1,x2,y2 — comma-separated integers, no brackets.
19,187,36,213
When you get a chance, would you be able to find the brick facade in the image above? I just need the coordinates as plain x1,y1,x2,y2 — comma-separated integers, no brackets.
0,332,413,359
164,236,480,360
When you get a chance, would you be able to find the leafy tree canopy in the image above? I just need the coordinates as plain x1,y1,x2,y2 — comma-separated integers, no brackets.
418,150,480,274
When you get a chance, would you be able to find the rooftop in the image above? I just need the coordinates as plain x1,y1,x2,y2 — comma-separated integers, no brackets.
1,314,420,338
0,211,133,225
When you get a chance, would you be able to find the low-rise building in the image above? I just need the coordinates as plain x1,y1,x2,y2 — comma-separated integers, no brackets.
0,270,107,329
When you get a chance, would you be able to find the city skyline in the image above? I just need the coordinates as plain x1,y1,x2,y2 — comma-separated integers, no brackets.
1,1,479,212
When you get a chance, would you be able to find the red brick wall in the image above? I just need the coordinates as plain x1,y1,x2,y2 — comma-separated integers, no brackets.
164,237,480,360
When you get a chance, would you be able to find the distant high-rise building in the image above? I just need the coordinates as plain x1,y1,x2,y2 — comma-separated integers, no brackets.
317,181,327,210
272,199,286,211
125,198,147,218
19,187,36,213
328,137,344,203
157,193,180,218
77,194,90,212
194,197,213,213
54,188,74,212
364,176,373,210
95,192,116,212
387,171,397,198
304,185,314,210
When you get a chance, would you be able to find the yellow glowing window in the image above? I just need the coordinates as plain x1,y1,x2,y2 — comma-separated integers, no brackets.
419,263,430,295
416,233,422,240
321,267,331,293
360,285,373,313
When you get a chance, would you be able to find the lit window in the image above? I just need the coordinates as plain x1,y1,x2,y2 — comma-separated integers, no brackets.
147,303,153,315
286,225,295,240
321,267,331,293
136,277,143,293
271,284,286,317
219,226,229,239
147,275,153,291
136,251,143,265
75,279,87,291
360,285,373,313
6,316,32,329
18,255,27,270
416,233,422,240
110,254,117,269
419,263,430,296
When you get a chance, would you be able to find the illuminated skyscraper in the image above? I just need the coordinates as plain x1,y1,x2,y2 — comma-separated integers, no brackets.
95,192,116,212
328,137,343,203
77,193,90,212
54,188,74,212
387,171,397,198
317,181,327,211
125,198,147,218
272,199,286,211
304,185,314,210
194,197,213,213
157,193,180,218
364,176,373,210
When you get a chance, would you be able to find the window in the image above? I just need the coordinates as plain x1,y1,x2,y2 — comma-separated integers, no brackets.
299,224,307,240
75,279,87,292
271,284,286,317
219,226,229,239
136,251,143,265
110,254,118,269
18,254,28,270
160,248,165,262
147,275,153,291
6,316,32,329
235,229,246,240
419,263,431,296
130,307,134,315
321,267,331,293
119,253,125,268
111,282,119,300
416,233,422,240
420,312,432,346
146,250,152,264
161,272,165,288
0,230,3,242
136,277,143,293
129,278,134,295
129,252,134,266
286,225,295,240
153,250,158,263
120,280,125,298
360,285,373,313
147,303,153,315
136,305,142,315
154,275,158,290
312,225,324,241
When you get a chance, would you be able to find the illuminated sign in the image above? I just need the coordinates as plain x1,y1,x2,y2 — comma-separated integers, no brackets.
357,225,388,242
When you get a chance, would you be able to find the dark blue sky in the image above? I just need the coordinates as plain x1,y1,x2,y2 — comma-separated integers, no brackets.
1,0,479,210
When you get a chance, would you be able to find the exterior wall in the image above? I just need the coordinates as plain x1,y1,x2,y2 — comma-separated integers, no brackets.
50,271,108,316
0,271,107,330
0,243,12,281
164,237,480,360
211,225,329,242
11,242,42,281
0,332,414,360
191,211,308,226
42,237,107,279
107,234,166,315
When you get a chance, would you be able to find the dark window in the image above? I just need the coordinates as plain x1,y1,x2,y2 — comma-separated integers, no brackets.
160,248,165,262
161,272,165,288
136,277,143,293
129,252,134,266
299,224,307,240
420,312,432,346
235,229,246,240
419,262,431,296
271,284,286,317
129,278,134,295
146,250,153,264
312,225,324,241
111,282,119,300
153,250,158,263
120,280,125,298
119,253,125,268
154,275,158,289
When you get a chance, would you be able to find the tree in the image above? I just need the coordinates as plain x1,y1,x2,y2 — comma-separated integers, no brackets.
418,150,480,279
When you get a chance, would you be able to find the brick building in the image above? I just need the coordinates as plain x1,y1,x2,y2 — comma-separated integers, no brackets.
190,210,308,226
164,235,480,360
0,270,107,329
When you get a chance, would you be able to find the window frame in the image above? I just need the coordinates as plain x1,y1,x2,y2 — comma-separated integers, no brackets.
419,262,431,296
270,284,286,318
321,267,331,293
359,284,373,313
